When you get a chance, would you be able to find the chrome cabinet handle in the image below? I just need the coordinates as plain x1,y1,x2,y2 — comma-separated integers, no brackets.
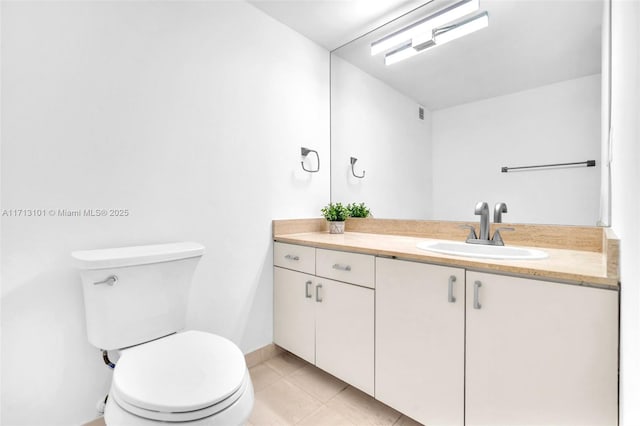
448,275,457,303
332,263,351,272
473,280,482,309
305,280,312,298
315,284,323,302
285,254,300,261
94,275,118,286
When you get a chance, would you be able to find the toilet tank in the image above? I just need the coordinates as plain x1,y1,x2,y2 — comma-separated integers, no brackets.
72,242,205,350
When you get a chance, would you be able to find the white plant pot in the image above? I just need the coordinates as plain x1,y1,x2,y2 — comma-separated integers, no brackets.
328,221,345,234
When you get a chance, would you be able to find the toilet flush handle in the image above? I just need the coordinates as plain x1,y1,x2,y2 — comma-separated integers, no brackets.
94,275,118,286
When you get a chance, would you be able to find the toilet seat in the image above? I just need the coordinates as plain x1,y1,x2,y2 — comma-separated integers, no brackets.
111,371,251,422
111,330,248,422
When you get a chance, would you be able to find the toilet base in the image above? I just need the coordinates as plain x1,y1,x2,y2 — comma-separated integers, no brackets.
104,378,254,426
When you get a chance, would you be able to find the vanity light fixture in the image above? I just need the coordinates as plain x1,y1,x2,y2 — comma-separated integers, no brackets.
384,42,420,66
384,42,421,66
384,11,489,66
414,11,489,50
370,0,480,56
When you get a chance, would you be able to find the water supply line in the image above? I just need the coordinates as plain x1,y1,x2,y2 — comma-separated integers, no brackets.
102,350,116,369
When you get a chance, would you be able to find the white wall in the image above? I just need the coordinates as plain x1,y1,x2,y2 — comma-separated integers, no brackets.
611,1,640,424
431,74,601,225
331,56,432,219
0,2,329,425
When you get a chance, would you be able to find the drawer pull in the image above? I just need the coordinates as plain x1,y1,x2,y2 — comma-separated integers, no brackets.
316,284,323,302
474,281,482,309
284,254,300,261
448,275,457,303
305,280,312,298
332,263,351,272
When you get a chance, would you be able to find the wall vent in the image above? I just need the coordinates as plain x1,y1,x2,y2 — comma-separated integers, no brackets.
418,106,425,120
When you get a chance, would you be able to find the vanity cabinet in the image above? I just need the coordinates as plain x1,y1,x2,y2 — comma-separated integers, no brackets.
273,239,619,425
273,243,375,395
465,271,619,426
376,258,465,426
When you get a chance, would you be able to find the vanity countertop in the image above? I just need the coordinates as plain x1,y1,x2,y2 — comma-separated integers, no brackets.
274,231,618,289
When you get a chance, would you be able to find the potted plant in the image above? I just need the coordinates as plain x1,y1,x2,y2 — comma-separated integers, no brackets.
347,202,371,218
321,202,350,234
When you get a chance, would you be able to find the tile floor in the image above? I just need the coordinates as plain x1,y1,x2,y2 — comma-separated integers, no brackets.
248,351,422,426
84,350,422,426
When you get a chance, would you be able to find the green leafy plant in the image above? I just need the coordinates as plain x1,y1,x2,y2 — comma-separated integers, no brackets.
321,202,350,222
347,202,371,218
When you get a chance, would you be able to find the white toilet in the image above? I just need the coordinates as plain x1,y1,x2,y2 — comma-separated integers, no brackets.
72,242,254,425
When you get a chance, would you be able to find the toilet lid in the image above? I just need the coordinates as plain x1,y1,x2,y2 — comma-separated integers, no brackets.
112,331,246,413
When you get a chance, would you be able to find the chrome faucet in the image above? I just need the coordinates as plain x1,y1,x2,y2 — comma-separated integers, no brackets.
494,202,508,223
465,201,513,246
474,201,490,241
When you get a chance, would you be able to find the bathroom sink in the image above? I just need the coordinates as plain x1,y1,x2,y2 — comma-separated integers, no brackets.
416,240,548,260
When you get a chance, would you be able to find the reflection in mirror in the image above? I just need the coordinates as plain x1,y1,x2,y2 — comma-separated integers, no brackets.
331,0,607,225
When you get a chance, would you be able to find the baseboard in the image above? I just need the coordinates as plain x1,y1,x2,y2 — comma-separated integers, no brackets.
245,343,285,368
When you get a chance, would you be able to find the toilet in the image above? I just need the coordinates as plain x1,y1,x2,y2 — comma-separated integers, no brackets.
72,242,254,425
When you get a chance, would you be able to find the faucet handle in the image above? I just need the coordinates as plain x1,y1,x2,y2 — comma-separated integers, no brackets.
494,202,508,223
460,225,478,241
492,227,514,246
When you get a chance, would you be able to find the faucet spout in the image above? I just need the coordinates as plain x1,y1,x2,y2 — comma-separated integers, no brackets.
474,201,490,241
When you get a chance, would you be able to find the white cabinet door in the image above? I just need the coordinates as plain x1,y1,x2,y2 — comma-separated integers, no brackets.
376,258,465,425
466,271,619,426
273,267,316,364
315,278,375,396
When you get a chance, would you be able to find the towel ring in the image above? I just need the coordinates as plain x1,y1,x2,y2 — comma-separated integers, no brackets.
350,157,365,179
301,147,320,173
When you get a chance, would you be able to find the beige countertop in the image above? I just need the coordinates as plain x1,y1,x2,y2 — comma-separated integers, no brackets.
274,231,618,289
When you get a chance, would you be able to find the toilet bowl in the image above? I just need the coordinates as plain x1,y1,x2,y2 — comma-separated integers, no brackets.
104,331,254,425
71,242,254,426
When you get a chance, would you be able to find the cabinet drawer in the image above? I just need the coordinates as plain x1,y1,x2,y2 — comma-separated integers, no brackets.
274,242,315,274
316,248,374,288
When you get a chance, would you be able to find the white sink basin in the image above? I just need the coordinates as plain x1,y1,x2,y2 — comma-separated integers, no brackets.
416,240,548,260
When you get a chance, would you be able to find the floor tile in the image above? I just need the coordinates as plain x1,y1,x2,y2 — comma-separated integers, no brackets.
297,405,357,426
87,350,419,426
81,418,105,426
286,364,348,403
264,351,308,376
394,414,424,426
327,386,402,426
249,363,283,392
249,379,322,425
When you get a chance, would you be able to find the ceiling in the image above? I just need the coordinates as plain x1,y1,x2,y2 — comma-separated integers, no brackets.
250,0,603,110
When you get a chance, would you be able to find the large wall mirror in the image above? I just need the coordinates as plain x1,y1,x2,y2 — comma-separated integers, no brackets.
330,0,610,225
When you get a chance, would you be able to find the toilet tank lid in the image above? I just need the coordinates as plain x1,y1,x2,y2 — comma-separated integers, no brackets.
71,242,205,270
